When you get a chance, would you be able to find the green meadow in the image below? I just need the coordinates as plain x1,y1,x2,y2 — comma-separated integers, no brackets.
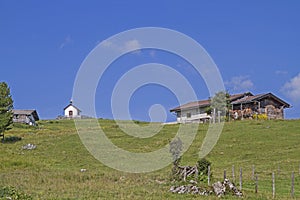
1,119,300,199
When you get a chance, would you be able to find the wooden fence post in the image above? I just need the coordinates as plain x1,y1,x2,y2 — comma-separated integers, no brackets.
252,165,255,180
232,165,235,183
208,165,211,186
291,172,295,198
255,175,258,193
239,168,242,191
272,172,275,199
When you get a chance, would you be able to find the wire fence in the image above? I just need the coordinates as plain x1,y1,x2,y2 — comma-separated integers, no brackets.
209,163,300,198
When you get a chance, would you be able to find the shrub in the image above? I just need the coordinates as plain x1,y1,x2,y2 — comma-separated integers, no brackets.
0,186,32,200
2,136,22,143
197,158,211,175
196,158,212,182
253,114,268,120
133,120,140,124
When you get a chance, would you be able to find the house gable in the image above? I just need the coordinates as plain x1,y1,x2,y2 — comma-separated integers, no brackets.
64,103,81,112
63,101,81,118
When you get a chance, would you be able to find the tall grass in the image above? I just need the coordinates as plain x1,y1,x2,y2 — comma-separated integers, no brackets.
0,119,299,199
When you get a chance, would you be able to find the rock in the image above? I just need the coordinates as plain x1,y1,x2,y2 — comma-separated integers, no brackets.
170,175,242,197
212,181,225,197
224,179,243,197
212,179,243,198
170,185,210,196
22,143,36,150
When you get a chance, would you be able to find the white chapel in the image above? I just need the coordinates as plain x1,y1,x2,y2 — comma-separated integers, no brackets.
64,100,81,118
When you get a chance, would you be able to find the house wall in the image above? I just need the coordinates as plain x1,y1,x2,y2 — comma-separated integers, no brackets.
13,114,36,125
64,105,80,117
231,99,286,120
260,98,283,109
265,105,284,119
232,103,258,111
176,107,210,123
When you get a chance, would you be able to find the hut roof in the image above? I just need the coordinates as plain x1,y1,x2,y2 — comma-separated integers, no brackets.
231,93,291,108
170,92,253,112
12,109,39,120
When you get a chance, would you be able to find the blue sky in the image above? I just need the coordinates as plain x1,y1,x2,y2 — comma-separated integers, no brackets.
1,1,300,121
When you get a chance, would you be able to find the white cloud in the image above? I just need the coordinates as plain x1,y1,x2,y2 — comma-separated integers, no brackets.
225,76,254,92
281,73,300,103
123,39,141,53
275,70,288,75
100,39,141,54
59,35,72,49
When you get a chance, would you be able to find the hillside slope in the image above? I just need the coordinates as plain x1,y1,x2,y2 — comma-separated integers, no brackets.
0,119,299,199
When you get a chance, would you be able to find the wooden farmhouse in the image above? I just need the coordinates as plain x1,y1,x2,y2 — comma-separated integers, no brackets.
170,92,290,123
230,93,290,120
12,109,39,126
64,100,81,118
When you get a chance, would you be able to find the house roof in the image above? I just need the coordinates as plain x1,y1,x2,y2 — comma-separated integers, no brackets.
231,93,291,108
229,92,253,101
230,94,264,105
170,93,252,112
63,102,81,112
170,92,290,112
170,99,211,112
12,109,39,121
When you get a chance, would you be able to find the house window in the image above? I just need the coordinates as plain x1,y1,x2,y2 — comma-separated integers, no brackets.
69,110,73,117
186,112,191,118
199,108,204,114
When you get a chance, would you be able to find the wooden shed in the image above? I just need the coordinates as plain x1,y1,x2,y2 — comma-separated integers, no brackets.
12,109,39,126
230,93,290,119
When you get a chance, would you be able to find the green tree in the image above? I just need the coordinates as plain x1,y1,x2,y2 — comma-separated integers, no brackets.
210,91,230,115
0,82,13,140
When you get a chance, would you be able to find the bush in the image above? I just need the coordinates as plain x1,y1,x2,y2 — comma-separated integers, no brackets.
197,158,211,175
253,114,268,120
2,136,22,143
197,158,212,182
0,186,32,200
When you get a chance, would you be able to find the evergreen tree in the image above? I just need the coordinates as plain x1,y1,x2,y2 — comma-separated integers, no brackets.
0,82,13,140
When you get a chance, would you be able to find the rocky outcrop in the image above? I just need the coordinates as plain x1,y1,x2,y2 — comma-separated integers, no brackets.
170,182,211,196
170,178,243,197
213,179,242,197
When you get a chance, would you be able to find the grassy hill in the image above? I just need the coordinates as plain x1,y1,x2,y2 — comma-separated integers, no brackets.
0,119,299,199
